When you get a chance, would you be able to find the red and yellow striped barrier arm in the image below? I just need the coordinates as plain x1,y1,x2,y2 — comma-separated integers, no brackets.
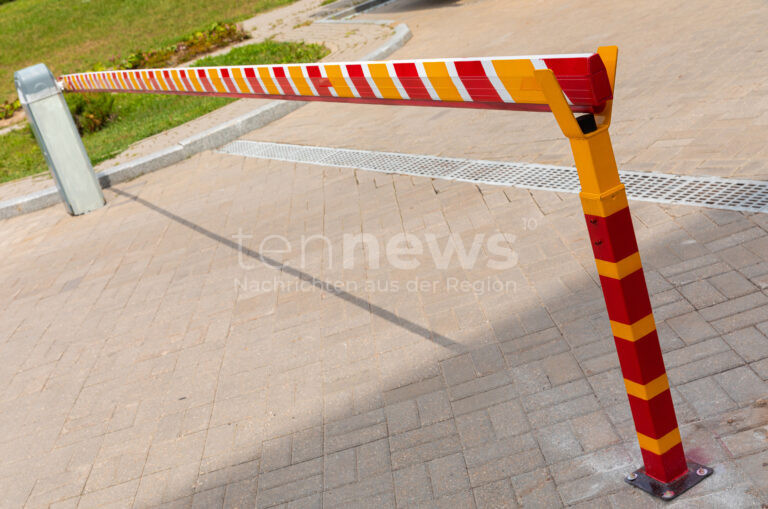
59,54,612,114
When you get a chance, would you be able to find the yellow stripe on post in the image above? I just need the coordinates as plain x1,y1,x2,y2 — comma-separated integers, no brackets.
325,65,354,98
169,70,185,91
141,71,153,90
207,69,227,93
579,185,629,218
155,71,170,91
129,72,141,90
492,59,546,104
637,428,682,455
230,68,250,94
624,373,669,401
422,61,463,102
286,66,312,96
610,313,656,342
368,63,402,100
187,71,204,93
258,68,280,95
595,252,643,279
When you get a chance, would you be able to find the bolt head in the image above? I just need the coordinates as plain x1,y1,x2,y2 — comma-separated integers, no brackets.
696,467,708,476
662,490,675,499
626,473,638,481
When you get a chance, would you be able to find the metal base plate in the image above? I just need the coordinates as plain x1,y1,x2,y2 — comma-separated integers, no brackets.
625,462,712,501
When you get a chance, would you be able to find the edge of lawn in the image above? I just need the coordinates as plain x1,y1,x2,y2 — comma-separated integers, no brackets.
0,22,412,220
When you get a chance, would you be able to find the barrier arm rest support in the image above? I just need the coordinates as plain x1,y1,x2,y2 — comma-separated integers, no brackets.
535,47,712,501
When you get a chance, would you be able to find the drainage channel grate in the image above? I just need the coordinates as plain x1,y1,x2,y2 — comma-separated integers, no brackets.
219,140,768,214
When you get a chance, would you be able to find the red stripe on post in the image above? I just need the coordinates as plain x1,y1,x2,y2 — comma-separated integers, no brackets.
614,331,667,385
147,70,160,90
627,390,679,439
178,70,194,92
162,70,175,91
272,66,295,95
346,64,375,98
600,270,653,325
306,65,333,96
584,208,639,262
393,62,431,100
135,72,148,90
219,68,236,93
454,60,502,103
196,69,214,93
641,442,688,484
543,54,613,108
243,68,265,94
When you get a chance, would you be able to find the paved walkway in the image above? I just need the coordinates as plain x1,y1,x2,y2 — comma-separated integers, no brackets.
0,0,767,508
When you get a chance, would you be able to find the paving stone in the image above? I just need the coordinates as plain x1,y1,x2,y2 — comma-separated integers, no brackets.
440,354,477,386
535,421,584,463
417,390,453,426
356,438,391,478
666,310,719,344
393,464,433,506
463,434,542,487
678,377,737,418
261,436,292,473
509,468,561,508
722,326,768,363
714,366,768,405
472,479,519,509
385,400,421,435
324,449,356,489
708,271,758,299
427,452,470,498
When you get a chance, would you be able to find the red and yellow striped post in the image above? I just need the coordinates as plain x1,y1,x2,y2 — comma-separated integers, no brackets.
535,47,711,499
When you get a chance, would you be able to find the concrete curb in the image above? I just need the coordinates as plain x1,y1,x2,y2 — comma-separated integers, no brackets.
324,0,395,20
0,22,412,220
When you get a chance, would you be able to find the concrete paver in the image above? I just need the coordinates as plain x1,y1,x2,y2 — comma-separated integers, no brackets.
1,0,767,508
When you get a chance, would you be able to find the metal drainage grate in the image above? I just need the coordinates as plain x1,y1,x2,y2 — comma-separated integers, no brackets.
219,140,768,213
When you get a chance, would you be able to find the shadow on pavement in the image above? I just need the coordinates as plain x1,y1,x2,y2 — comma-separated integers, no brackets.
111,188,461,351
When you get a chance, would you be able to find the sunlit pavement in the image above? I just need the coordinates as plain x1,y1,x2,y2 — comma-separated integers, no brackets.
0,0,767,507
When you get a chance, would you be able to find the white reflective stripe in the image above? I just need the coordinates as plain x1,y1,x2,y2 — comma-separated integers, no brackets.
385,62,409,100
301,65,319,96
267,67,285,95
339,65,360,98
415,61,441,101
445,61,472,102
361,63,383,99
481,60,514,103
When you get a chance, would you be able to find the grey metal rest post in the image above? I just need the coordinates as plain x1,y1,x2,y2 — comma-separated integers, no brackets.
15,64,105,215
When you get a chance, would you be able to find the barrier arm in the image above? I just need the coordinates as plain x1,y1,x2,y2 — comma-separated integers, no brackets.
535,47,711,500
43,47,715,500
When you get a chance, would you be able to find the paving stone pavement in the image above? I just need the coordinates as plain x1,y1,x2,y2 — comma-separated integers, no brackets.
1,0,768,508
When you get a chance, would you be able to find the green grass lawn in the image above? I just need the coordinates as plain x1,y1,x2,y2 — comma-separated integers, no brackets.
0,0,299,101
0,40,329,184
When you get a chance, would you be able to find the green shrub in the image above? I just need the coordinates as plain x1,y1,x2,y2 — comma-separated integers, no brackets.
112,22,249,70
0,98,20,119
67,93,116,134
